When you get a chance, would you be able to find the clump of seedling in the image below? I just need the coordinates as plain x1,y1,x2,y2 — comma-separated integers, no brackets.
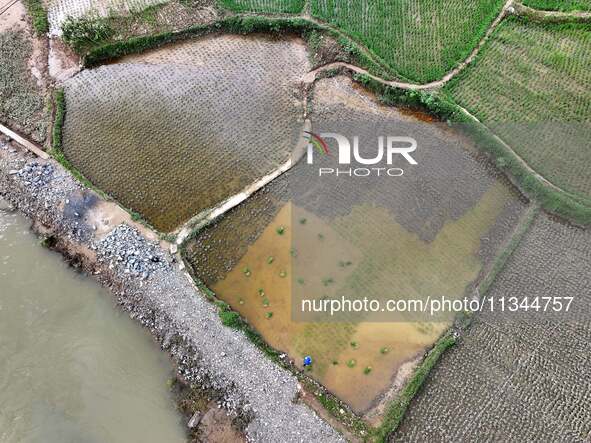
299,218,307,224
322,277,335,286
380,347,390,355
279,270,287,278
364,366,373,375
338,260,353,268
332,360,339,365
297,277,305,285
243,267,251,277
350,341,359,349
262,297,270,307
267,256,275,264
276,226,286,235
318,233,324,240
346,359,357,368
265,312,273,319
290,248,298,257
258,288,265,296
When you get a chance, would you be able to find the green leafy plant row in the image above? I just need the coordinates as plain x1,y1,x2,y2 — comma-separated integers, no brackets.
23,0,49,35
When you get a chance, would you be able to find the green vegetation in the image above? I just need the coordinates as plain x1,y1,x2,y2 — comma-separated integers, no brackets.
311,0,505,82
522,0,591,11
51,89,101,192
219,0,305,13
374,334,456,442
447,18,591,202
51,89,65,152
23,0,49,35
62,15,114,53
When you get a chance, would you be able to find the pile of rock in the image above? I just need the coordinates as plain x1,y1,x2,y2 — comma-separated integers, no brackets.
15,162,54,188
96,224,169,279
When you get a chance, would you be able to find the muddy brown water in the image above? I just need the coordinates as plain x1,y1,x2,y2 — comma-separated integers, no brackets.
0,206,186,442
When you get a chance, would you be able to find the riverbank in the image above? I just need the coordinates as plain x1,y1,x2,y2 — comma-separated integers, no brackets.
0,136,343,442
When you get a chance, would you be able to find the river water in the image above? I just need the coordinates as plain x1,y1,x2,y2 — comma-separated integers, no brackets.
0,203,186,443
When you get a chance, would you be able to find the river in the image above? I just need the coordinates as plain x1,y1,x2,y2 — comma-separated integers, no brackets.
0,202,186,442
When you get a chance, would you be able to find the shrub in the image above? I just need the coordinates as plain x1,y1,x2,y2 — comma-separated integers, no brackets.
62,15,114,53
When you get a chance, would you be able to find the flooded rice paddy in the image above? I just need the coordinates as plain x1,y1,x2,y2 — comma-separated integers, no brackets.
0,205,186,442
62,34,310,232
185,76,526,414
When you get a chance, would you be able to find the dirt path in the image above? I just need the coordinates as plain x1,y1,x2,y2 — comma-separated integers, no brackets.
513,2,591,22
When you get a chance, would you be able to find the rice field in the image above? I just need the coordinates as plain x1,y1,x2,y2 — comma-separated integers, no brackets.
61,34,310,232
310,0,506,82
522,0,591,11
185,76,525,414
397,213,591,441
446,18,591,201
219,0,305,13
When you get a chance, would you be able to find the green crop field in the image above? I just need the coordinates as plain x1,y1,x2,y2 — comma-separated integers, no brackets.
219,0,305,13
217,0,505,83
522,0,591,11
310,0,505,82
446,18,591,201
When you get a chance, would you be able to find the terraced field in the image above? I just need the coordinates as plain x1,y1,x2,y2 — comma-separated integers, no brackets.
185,76,526,414
397,213,591,441
61,34,309,231
446,18,591,201
522,0,591,11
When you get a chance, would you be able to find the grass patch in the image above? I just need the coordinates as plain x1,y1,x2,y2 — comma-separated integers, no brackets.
23,0,49,35
373,334,457,442
51,89,95,190
62,15,114,53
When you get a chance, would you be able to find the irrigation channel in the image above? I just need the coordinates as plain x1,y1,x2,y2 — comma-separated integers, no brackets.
0,201,186,442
